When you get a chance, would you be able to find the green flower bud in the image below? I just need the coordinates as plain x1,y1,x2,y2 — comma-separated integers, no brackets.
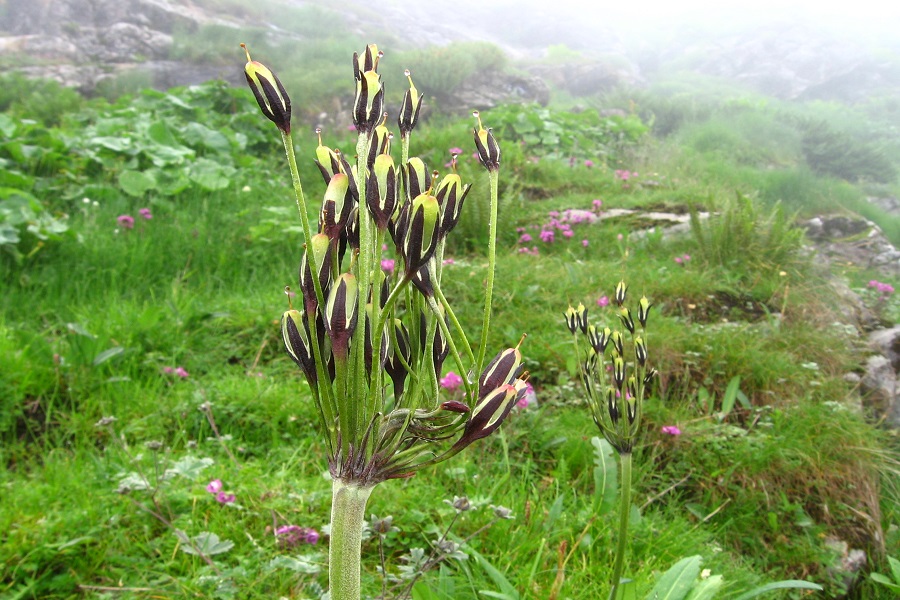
434,173,471,237
385,318,412,399
607,388,619,424
397,69,424,137
352,46,384,134
615,281,628,306
241,44,291,134
325,273,359,359
634,336,647,366
399,193,440,279
403,157,431,202
366,112,392,168
619,307,635,334
299,233,333,313
564,305,579,335
366,153,398,231
610,330,624,356
575,302,589,334
320,173,353,241
473,111,500,171
313,128,341,184
588,324,610,355
613,355,626,391
638,295,652,328
282,309,316,384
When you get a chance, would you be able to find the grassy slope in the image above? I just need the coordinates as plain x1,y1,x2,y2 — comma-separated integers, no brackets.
1,68,899,600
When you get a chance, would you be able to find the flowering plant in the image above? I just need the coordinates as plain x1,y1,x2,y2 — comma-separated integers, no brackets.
241,43,526,599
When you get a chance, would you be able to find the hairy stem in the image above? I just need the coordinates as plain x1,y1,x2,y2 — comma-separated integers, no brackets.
329,479,375,600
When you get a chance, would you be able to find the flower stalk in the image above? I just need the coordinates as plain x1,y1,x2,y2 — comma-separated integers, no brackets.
241,43,525,599
565,284,656,600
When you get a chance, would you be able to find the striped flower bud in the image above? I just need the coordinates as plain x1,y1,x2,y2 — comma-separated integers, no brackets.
385,318,412,399
299,233,333,313
626,396,638,424
281,309,316,384
643,368,658,387
607,388,619,424
613,355,626,391
434,173,471,236
399,193,441,279
473,111,500,171
575,303,589,334
397,69,424,137
403,157,431,202
241,44,291,134
610,330,624,356
614,281,628,306
352,46,384,134
619,307,635,334
366,113,392,168
320,173,353,241
638,295,652,328
453,379,525,450
314,129,341,184
588,324,610,355
325,273,359,359
564,305,580,335
366,153,398,231
627,375,637,402
478,346,523,399
634,336,647,366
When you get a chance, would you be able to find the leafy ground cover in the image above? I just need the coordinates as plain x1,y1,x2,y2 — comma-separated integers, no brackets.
1,71,899,600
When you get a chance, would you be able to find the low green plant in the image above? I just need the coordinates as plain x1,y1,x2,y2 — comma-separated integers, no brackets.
870,555,900,594
689,192,804,274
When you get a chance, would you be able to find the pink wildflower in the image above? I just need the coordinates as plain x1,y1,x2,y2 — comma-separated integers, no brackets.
174,367,189,378
442,258,455,265
206,479,223,494
582,239,589,247
347,124,357,131
440,371,463,392
584,159,594,168
138,208,153,220
592,199,603,210
597,295,609,307
661,426,682,436
381,259,395,275
449,147,463,156
562,230,574,239
117,215,135,229
539,230,555,243
519,233,533,243
276,525,320,547
216,491,236,504
163,366,174,374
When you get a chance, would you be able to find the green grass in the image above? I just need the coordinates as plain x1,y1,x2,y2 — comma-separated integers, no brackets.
2,64,900,600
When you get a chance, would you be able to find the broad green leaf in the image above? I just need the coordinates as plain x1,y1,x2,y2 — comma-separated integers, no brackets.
92,346,124,366
720,375,742,419
266,555,321,574
119,170,156,197
732,580,823,600
889,556,900,583
0,113,17,138
685,575,724,600
188,158,234,191
592,436,618,515
177,531,234,556
165,456,214,480
648,555,701,600
182,122,231,154
870,573,900,591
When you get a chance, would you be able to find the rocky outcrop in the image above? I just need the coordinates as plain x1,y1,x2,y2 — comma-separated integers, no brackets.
3,0,239,93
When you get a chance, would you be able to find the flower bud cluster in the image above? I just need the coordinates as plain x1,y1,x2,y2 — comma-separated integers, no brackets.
566,282,656,454
244,43,515,485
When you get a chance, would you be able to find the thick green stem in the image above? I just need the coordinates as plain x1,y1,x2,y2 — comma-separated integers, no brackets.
329,479,375,600
609,452,632,600
475,169,500,376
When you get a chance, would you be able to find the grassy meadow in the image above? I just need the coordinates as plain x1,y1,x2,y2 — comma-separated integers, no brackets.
1,33,900,600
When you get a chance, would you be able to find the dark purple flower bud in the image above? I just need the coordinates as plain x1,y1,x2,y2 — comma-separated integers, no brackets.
399,194,441,279
282,309,317,385
478,346,523,399
634,336,647,366
397,69,424,137
588,324,610,355
473,111,500,171
241,44,291,134
613,356,626,391
320,173,353,242
618,307,635,335
325,273,359,359
366,154,398,231
638,295,652,328
385,318,412,398
435,173,471,237
615,281,628,306
299,233,333,313
403,157,431,202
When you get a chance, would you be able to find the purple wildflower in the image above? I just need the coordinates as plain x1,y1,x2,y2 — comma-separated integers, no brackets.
661,426,682,436
117,215,135,229
206,479,223,494
381,259,395,275
440,371,463,392
597,296,609,307
138,208,153,220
